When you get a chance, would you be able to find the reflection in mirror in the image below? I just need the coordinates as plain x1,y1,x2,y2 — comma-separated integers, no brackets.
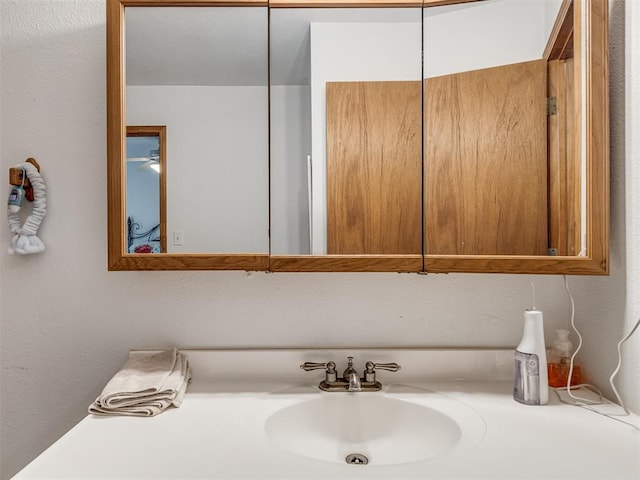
125,6,269,254
270,8,422,256
126,126,166,253
422,0,584,256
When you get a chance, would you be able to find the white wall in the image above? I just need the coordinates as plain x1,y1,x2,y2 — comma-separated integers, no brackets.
270,85,312,255
0,2,637,480
423,0,547,78
127,86,269,253
545,0,565,41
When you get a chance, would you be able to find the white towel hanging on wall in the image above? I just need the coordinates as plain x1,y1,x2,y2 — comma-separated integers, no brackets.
7,160,46,255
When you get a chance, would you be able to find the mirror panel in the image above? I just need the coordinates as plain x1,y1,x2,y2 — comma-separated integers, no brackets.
423,0,567,256
425,0,609,274
269,0,607,273
422,0,608,274
125,6,269,254
269,7,423,258
107,0,270,271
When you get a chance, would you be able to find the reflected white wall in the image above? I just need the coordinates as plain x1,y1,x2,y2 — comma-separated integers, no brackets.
423,0,550,78
127,86,269,253
270,85,312,255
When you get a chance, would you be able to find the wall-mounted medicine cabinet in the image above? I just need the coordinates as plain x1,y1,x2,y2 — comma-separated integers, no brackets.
107,0,609,274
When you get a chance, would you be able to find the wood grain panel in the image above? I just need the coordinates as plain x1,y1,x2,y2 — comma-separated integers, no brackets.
326,81,422,255
544,0,574,61
107,0,126,269
584,0,609,273
548,60,568,255
269,0,481,7
110,254,269,271
119,0,268,6
270,255,422,272
424,60,548,256
423,254,607,275
270,0,420,6
548,57,581,256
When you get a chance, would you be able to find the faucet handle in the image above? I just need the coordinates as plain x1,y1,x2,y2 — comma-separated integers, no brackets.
364,361,401,383
300,361,336,372
367,362,401,372
365,361,401,373
300,361,338,383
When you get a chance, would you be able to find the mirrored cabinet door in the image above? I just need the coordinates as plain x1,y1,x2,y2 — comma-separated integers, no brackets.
423,0,558,256
421,0,609,274
269,6,424,272
107,1,270,270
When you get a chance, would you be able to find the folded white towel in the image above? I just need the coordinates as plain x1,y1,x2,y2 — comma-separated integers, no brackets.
89,348,191,417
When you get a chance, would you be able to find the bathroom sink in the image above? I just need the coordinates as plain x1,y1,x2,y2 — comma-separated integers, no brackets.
242,385,486,466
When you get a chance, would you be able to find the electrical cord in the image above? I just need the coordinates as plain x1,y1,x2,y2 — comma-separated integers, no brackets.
555,276,640,430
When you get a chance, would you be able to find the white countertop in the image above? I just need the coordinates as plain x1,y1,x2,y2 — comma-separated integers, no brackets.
12,349,640,479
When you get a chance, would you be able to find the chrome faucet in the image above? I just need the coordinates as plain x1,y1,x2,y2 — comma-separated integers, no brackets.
301,356,400,392
343,357,362,392
346,372,362,391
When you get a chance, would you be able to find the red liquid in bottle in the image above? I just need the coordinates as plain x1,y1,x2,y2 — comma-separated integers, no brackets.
548,362,581,388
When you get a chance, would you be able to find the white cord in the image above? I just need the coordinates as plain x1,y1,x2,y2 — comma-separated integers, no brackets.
610,317,640,414
528,278,536,309
563,276,599,404
557,276,640,430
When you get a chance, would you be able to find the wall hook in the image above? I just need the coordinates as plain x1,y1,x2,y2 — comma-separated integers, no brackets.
9,158,40,201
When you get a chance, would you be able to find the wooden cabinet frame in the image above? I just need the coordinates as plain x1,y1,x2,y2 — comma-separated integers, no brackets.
107,0,608,274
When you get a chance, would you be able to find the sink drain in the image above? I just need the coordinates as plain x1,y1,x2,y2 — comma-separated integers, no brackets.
345,453,369,465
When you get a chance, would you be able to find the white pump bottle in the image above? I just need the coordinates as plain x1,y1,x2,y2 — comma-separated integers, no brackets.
513,309,549,405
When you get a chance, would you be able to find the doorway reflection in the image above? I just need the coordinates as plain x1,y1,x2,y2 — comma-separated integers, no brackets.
126,127,166,253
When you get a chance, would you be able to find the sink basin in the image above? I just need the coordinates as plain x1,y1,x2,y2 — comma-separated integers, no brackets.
242,385,486,466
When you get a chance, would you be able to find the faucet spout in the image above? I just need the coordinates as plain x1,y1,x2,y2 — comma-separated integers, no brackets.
347,372,362,392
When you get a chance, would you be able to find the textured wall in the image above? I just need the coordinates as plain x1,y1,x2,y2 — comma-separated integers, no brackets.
0,1,637,479
571,0,640,418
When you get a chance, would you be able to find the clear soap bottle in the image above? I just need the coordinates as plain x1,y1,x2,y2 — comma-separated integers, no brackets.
547,329,582,388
